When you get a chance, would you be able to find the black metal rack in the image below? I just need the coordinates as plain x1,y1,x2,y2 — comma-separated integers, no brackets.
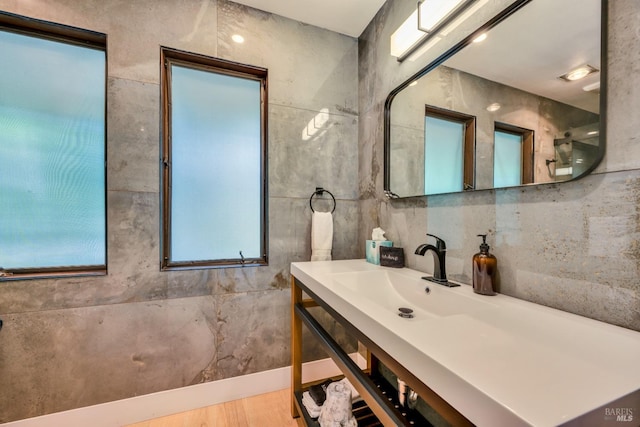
293,375,433,427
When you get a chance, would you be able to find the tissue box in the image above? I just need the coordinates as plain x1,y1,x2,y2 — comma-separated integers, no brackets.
366,240,393,265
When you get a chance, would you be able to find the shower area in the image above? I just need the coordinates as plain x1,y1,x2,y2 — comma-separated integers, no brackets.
551,122,600,181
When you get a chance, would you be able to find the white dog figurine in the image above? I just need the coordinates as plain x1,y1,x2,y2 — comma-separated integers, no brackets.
318,382,357,427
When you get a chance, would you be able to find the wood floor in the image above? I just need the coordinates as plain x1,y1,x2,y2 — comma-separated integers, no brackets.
126,388,303,427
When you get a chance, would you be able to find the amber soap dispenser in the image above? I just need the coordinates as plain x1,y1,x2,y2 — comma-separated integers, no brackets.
472,234,497,295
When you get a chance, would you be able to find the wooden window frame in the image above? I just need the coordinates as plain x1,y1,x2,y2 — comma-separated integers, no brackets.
494,122,534,185
0,12,107,281
425,105,476,191
160,47,269,271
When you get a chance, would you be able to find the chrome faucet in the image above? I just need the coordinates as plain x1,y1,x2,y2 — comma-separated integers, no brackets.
414,234,459,287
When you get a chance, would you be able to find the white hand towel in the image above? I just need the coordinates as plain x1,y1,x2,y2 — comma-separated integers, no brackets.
311,211,333,261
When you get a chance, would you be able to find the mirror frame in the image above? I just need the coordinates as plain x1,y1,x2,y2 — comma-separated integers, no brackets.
384,0,608,198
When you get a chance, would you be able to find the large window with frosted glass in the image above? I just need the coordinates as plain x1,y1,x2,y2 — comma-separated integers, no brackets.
161,48,268,270
0,14,106,279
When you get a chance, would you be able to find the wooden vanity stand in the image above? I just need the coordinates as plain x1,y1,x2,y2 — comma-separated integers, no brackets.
290,275,473,427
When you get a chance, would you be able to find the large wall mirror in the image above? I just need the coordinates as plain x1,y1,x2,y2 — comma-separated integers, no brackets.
384,0,606,197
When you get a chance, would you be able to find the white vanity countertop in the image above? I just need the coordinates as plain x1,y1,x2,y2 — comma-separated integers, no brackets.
291,259,640,427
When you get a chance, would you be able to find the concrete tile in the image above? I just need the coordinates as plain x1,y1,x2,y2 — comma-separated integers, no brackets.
269,105,358,200
0,297,216,422
214,289,290,379
216,0,358,114
214,289,356,380
107,78,160,193
598,0,640,173
107,191,166,301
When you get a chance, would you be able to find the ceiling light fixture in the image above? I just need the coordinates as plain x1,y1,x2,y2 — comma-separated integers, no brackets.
231,34,245,44
390,9,424,59
418,0,472,32
558,64,598,82
390,0,478,62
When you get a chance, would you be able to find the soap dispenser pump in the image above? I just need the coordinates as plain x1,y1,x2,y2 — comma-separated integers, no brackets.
472,234,497,295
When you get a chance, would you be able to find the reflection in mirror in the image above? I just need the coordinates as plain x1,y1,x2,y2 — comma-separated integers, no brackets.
385,0,605,197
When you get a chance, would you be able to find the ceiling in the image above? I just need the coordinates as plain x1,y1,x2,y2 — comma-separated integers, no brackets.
230,0,387,38
231,0,601,114
445,0,601,113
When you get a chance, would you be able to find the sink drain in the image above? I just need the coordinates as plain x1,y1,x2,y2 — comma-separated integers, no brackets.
398,307,414,318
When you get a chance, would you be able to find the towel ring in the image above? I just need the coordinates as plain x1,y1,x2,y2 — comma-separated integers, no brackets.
309,187,336,213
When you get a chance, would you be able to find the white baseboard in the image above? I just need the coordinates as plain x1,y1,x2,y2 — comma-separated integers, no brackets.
2,353,367,427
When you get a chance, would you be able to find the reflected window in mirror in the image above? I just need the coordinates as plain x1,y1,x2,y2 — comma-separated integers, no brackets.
424,106,475,195
493,123,533,188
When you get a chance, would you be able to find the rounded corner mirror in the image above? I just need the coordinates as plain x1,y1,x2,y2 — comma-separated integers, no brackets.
384,0,606,198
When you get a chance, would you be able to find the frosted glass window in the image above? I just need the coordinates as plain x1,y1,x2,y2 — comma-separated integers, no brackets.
162,50,267,269
0,26,106,275
424,116,464,195
494,130,523,188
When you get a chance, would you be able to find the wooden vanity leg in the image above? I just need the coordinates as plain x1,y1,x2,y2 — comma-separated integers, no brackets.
291,275,302,418
367,348,378,376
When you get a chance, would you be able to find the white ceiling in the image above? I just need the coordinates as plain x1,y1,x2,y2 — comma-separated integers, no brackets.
445,0,601,113
231,0,601,113
230,0,387,37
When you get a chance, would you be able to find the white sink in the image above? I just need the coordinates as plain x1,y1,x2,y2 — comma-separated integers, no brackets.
332,269,495,319
292,260,640,427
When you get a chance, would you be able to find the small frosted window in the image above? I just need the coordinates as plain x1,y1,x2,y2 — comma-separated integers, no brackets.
162,51,267,269
0,28,106,273
424,116,464,195
494,130,523,188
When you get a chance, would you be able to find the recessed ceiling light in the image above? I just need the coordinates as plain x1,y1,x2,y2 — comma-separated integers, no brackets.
558,64,598,82
232,34,245,44
473,33,487,43
486,102,501,112
409,81,418,87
